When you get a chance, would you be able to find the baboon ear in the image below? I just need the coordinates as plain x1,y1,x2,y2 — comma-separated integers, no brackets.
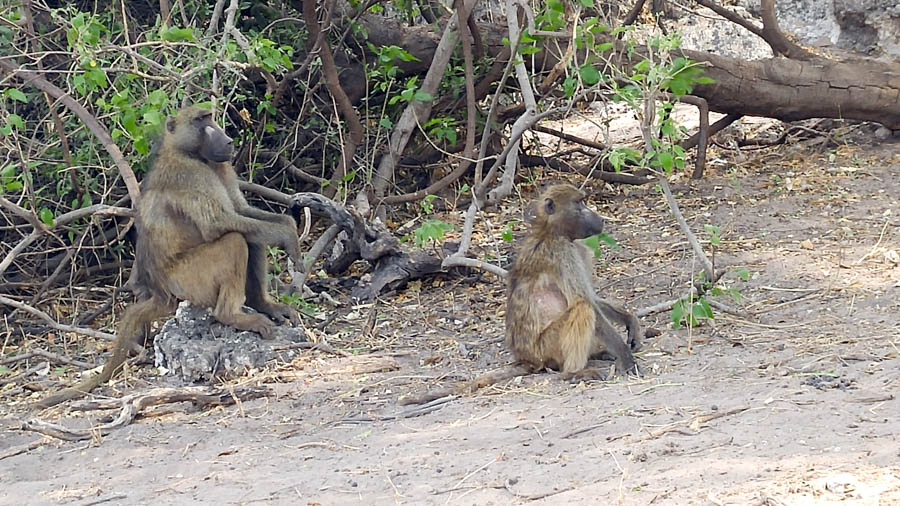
166,116,177,133
544,197,556,215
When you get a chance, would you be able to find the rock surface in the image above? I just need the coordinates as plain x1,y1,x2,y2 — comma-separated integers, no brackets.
153,302,307,383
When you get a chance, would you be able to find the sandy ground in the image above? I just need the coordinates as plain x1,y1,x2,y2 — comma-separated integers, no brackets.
1,131,898,505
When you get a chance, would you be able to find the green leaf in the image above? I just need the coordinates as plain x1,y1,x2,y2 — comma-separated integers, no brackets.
693,298,714,319
413,90,433,102
86,66,108,89
143,109,163,126
609,149,625,171
379,117,393,129
7,113,24,131
4,88,27,103
501,221,517,242
562,76,576,98
161,26,195,42
579,0,595,7
704,224,721,245
734,267,750,281
595,42,613,53
147,88,168,106
656,151,674,171
579,65,601,85
122,110,138,135
413,219,454,247
671,300,685,329
40,207,54,227
134,136,150,155
598,232,618,248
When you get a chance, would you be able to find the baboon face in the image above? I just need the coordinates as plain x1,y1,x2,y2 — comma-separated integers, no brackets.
540,185,604,240
166,107,233,163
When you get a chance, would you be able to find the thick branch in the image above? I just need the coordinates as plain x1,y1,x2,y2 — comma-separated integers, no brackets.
372,0,478,201
683,48,900,129
759,0,814,60
302,0,362,198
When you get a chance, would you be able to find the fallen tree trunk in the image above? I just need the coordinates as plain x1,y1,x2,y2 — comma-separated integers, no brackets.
685,49,900,129
333,15,900,130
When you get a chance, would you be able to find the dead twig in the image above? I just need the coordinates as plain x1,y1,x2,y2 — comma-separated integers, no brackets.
657,177,714,279
334,394,455,425
0,361,47,385
633,405,750,442
398,363,532,405
0,295,116,341
0,438,48,461
372,0,478,203
0,60,141,204
20,386,272,441
271,341,349,357
302,0,361,197
1,349,99,369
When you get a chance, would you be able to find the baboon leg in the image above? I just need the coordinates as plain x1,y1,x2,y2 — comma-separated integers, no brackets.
541,299,596,374
592,311,638,375
169,232,275,338
594,298,643,350
245,243,299,325
35,296,175,408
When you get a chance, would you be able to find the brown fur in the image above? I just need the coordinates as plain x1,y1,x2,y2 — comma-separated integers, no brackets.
400,184,642,405
506,184,640,378
37,107,300,408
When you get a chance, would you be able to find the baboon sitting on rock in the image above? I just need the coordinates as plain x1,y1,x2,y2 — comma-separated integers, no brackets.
37,106,301,408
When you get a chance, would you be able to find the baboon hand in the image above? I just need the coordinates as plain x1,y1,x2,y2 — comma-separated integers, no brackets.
627,323,643,351
618,357,641,378
285,239,303,266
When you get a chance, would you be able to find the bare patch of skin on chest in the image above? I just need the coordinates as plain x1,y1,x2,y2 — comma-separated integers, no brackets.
534,282,567,321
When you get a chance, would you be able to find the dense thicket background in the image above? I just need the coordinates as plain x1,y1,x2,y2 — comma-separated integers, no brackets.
1,0,898,353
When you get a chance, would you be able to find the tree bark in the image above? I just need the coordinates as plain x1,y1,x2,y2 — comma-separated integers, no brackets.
332,17,900,130
685,49,900,129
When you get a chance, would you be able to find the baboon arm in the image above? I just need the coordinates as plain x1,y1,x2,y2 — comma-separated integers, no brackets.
238,205,297,229
168,191,298,257
593,297,643,350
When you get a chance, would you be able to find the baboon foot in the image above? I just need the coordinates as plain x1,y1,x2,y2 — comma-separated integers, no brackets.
258,301,300,326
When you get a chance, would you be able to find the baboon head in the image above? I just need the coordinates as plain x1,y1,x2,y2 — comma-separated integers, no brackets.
532,184,604,240
165,106,233,163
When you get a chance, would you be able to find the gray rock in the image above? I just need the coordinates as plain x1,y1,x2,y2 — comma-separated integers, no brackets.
154,302,307,383
679,5,772,59
733,0,900,57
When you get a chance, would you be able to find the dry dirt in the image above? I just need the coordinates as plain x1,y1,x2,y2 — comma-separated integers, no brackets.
1,128,899,506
